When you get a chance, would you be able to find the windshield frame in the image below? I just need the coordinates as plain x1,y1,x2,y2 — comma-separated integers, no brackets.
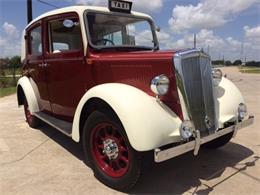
83,10,159,50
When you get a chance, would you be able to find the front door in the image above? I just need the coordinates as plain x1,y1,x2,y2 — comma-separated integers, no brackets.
26,22,51,112
43,13,86,122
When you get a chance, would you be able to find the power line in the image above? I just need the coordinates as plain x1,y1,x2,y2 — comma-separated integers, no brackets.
37,0,60,8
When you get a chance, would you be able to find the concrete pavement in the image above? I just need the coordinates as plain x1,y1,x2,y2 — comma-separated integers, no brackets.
0,67,259,194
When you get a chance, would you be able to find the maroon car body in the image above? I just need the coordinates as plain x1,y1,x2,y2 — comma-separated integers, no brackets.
17,2,254,191
22,11,182,121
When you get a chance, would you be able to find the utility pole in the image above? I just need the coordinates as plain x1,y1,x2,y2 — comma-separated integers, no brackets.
27,0,33,24
194,34,196,48
240,42,244,61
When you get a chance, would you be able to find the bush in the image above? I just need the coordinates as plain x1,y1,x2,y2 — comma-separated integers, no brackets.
0,75,8,88
225,60,232,66
212,60,224,65
245,61,260,67
233,60,242,66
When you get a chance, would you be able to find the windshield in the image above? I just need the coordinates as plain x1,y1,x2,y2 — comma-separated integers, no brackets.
85,12,157,49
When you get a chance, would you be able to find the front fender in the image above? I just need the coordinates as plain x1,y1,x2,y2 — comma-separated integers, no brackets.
72,83,182,151
214,77,244,128
17,76,39,113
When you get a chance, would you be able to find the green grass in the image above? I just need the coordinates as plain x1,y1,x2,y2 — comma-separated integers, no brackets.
239,66,260,74
0,87,16,98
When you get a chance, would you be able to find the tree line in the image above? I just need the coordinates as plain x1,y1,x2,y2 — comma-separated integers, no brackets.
212,59,260,67
0,56,21,88
0,56,21,69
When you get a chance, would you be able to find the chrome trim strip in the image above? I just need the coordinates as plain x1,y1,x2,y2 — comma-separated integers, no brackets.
154,116,254,162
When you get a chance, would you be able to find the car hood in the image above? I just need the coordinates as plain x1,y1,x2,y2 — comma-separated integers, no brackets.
87,49,182,118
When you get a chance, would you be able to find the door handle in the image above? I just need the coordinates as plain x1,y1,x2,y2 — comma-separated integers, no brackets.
38,63,49,68
38,63,44,67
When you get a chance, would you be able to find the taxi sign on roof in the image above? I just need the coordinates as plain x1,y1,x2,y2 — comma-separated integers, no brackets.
108,0,132,13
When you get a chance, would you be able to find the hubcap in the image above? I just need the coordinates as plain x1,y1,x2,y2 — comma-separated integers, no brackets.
103,139,119,160
91,123,130,178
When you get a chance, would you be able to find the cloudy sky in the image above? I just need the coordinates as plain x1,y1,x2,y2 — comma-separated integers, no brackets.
0,0,259,61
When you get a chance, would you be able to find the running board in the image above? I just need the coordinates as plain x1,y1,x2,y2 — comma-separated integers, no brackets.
34,112,72,137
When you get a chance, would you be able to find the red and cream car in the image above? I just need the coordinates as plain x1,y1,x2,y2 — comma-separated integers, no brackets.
17,0,254,190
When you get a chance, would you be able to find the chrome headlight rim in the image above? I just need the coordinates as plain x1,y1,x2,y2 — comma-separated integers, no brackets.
150,74,170,96
212,69,223,86
238,103,247,120
180,120,195,140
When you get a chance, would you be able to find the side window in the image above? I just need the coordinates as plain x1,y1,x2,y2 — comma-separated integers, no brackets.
48,18,81,53
29,25,42,55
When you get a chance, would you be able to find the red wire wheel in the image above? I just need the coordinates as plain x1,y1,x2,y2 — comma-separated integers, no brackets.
24,99,33,124
23,98,40,128
82,110,142,190
91,122,130,178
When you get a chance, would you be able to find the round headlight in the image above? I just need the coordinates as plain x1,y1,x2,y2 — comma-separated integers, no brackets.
150,74,170,96
180,120,195,140
212,69,222,85
238,103,247,120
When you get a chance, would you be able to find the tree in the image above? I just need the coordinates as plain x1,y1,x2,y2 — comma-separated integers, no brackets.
225,60,232,66
0,65,7,88
9,56,21,85
9,56,21,68
233,59,242,66
0,57,10,69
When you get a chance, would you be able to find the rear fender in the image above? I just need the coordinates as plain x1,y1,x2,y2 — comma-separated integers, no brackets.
17,76,39,113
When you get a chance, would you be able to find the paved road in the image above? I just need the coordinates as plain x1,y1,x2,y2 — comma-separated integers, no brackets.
0,67,259,194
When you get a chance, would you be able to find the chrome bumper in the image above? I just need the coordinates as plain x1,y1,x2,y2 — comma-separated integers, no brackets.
154,115,254,163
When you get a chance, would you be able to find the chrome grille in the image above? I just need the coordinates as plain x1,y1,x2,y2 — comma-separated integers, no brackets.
174,49,216,136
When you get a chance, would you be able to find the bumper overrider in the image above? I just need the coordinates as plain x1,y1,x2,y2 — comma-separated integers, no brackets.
154,115,254,162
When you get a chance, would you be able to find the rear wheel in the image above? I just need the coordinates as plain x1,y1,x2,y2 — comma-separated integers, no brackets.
203,132,233,149
23,98,40,128
82,110,142,191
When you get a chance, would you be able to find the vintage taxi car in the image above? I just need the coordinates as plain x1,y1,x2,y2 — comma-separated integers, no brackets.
17,0,254,190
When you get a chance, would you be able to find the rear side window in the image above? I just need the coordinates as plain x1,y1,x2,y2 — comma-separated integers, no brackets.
48,18,81,53
29,25,42,55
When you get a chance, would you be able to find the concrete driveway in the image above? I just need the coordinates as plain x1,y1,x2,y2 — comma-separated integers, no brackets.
0,67,259,194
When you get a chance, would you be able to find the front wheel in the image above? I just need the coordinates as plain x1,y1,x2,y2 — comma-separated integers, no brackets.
82,110,142,191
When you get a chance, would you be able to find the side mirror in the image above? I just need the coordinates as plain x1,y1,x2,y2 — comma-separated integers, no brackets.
63,19,74,28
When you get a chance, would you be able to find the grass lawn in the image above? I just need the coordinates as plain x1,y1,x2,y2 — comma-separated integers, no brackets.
0,87,16,98
239,66,260,74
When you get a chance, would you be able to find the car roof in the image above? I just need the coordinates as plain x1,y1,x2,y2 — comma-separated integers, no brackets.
21,5,153,62
25,5,152,29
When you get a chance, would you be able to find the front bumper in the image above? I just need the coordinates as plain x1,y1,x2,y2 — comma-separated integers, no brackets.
154,115,254,162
